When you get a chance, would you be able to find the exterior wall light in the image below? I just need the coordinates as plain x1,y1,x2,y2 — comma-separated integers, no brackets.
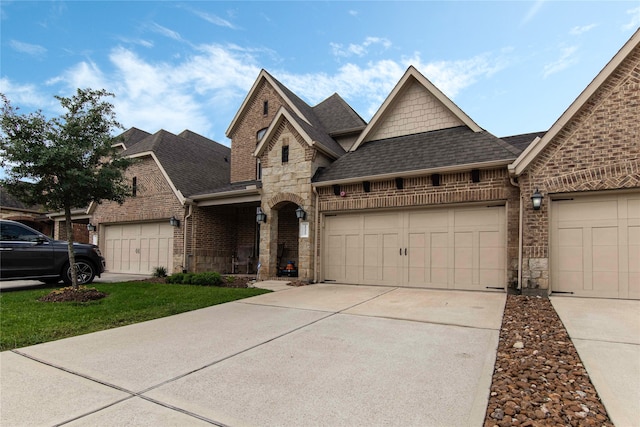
295,205,306,220
169,216,180,227
256,207,267,223
87,223,96,232
531,188,543,210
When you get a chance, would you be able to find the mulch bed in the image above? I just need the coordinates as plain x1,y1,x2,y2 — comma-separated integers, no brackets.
39,286,108,303
484,295,613,427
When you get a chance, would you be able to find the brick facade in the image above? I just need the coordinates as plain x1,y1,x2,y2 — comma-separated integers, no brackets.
316,168,521,285
90,156,184,273
228,81,288,183
518,44,640,292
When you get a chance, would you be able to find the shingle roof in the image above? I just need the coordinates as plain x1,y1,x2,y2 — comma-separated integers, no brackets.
313,93,366,135
501,131,546,154
313,126,521,183
118,127,151,148
0,186,39,211
122,129,231,197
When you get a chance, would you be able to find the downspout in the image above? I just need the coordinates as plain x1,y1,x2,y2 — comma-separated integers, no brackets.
313,186,320,284
509,177,523,290
183,199,194,273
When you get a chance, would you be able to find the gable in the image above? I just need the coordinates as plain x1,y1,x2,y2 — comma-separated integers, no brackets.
351,66,481,151
510,28,640,177
367,79,465,142
525,45,640,192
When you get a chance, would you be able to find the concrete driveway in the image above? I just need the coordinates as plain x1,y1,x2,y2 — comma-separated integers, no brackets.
551,296,640,427
1,284,505,427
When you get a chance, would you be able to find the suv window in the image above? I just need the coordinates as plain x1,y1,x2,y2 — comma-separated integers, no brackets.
0,223,41,242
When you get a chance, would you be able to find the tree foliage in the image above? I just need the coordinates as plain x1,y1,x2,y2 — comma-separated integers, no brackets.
0,88,134,288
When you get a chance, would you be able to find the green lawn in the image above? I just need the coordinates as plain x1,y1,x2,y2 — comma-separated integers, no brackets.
0,282,270,351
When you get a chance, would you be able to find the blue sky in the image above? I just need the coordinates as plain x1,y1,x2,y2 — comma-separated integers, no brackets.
1,1,639,150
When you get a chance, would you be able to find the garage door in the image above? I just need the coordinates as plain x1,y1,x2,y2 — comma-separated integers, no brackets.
323,205,505,291
104,222,174,274
551,193,640,299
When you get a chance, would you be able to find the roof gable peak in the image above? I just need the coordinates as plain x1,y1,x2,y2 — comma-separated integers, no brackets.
350,66,482,151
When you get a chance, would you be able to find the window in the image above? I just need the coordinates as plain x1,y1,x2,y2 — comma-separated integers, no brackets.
282,145,289,163
132,177,137,197
256,159,262,180
256,127,268,142
263,100,268,116
0,223,40,242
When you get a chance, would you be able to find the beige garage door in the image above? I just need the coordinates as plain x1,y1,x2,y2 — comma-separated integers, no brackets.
104,222,174,274
551,193,640,299
324,206,506,291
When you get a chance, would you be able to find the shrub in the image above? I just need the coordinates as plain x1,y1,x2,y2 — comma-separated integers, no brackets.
152,266,168,278
166,273,185,284
191,272,222,286
166,271,223,286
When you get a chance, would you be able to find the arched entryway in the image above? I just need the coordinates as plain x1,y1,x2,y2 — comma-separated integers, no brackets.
274,202,300,277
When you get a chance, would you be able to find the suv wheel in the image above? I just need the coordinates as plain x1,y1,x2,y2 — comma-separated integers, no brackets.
62,260,96,286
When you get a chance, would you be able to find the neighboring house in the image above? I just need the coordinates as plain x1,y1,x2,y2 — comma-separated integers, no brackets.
86,128,231,275
82,29,638,300
510,29,640,299
0,186,54,237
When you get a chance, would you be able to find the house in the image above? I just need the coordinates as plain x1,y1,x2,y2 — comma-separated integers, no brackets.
83,128,231,275
82,29,638,300
509,28,640,299
0,186,54,237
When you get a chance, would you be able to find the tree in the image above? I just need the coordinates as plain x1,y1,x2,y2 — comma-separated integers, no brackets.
0,89,134,289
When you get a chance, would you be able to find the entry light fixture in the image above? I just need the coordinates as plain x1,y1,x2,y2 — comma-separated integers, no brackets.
256,207,267,224
87,223,96,232
295,205,306,220
169,216,180,227
531,188,543,211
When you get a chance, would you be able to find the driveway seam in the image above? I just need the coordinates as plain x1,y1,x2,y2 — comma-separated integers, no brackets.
339,311,502,331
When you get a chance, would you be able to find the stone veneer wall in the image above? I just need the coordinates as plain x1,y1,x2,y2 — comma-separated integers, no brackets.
518,45,640,292
258,120,329,281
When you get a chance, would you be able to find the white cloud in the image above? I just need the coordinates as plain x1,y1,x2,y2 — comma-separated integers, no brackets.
149,22,183,41
348,10,358,17
189,8,237,29
330,37,392,58
9,40,47,57
570,24,597,36
521,0,546,26
0,78,52,109
543,46,579,78
623,6,640,31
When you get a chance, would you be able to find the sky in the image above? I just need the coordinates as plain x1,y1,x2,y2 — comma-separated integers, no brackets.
1,1,639,153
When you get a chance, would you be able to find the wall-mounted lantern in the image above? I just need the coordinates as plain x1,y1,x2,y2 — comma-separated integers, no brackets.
87,223,96,232
256,207,267,224
295,205,306,220
169,216,180,227
531,188,543,211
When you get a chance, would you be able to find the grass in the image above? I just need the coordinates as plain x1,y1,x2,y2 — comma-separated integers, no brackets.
0,281,270,351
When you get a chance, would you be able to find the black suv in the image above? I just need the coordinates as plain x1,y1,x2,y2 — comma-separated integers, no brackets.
0,219,105,285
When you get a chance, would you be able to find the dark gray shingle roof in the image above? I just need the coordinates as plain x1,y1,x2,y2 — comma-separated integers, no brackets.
122,129,231,197
313,126,521,183
313,93,366,135
118,127,151,148
501,131,546,153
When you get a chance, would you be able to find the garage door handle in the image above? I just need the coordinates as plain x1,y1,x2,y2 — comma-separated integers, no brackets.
405,248,407,256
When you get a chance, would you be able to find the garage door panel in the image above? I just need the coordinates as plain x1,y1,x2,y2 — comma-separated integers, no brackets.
552,193,639,299
324,206,505,290
104,222,173,274
345,235,363,283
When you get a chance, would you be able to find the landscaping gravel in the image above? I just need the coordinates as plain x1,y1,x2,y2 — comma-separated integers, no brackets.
484,295,613,427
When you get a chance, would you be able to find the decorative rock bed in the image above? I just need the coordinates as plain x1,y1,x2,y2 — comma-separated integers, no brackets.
484,295,613,427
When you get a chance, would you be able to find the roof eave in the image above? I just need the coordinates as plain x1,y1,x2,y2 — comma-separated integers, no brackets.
312,159,512,187
509,28,640,176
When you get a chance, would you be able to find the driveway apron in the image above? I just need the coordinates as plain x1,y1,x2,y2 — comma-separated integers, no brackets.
2,284,505,427
551,297,640,427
